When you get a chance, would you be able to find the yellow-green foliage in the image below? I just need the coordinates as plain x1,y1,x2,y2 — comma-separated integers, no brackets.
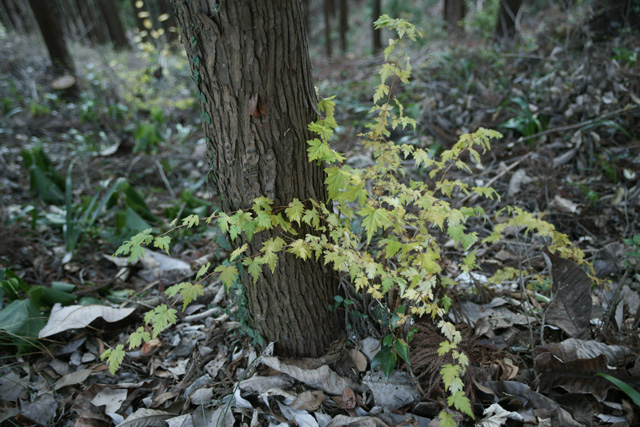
103,16,584,425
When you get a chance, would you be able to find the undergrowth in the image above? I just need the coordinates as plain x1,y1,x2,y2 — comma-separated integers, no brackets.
103,16,586,425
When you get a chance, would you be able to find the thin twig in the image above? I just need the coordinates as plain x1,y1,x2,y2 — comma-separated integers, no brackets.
519,105,640,142
601,269,630,333
154,158,177,199
513,215,536,349
457,152,532,206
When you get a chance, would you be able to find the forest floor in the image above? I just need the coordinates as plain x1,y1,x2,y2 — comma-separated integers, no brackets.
1,5,640,427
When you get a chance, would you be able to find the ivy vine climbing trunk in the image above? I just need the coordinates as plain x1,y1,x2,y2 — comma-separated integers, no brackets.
172,0,343,358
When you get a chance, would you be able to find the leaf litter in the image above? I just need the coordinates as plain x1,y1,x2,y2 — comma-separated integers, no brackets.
1,4,640,427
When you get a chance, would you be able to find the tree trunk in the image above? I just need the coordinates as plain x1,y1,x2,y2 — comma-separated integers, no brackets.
339,0,348,53
130,0,151,43
28,0,75,75
171,0,343,358
0,0,17,33
2,0,35,34
443,0,466,32
302,0,310,35
58,0,87,43
157,0,179,43
372,0,381,54
495,0,522,39
590,0,640,34
97,0,129,50
75,0,109,45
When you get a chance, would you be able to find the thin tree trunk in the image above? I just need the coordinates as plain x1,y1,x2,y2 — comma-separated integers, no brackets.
495,0,522,39
57,0,81,42
130,0,151,43
324,0,332,58
444,0,466,32
0,0,16,33
97,0,129,49
28,0,75,75
157,0,179,43
339,0,348,53
372,0,381,54
76,0,109,45
172,0,343,358
5,0,34,34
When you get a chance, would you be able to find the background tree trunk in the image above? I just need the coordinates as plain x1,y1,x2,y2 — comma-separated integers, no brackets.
590,0,640,34
75,0,109,45
130,0,151,43
372,0,381,53
339,0,348,53
157,0,179,43
1,0,35,34
97,0,129,49
171,0,343,358
324,0,333,58
495,0,523,39
443,0,466,32
28,0,75,75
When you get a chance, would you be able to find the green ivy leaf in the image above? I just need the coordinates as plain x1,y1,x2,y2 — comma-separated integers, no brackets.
215,264,239,290
448,390,474,418
287,239,311,261
394,338,410,365
217,212,230,234
127,326,150,349
101,344,125,375
359,205,389,243
182,214,199,228
440,363,461,390
438,412,456,427
196,263,210,281
325,167,351,200
144,304,177,338
285,198,305,225
179,282,204,311
153,235,171,255
230,244,248,261
243,257,263,283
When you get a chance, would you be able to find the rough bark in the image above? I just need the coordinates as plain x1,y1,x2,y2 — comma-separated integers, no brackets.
372,0,381,53
28,0,75,75
171,0,343,358
443,0,466,32
302,0,310,35
97,0,129,50
495,0,523,39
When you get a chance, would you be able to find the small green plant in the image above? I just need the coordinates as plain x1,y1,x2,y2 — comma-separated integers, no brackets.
623,235,640,269
611,46,638,66
0,268,76,353
464,0,500,39
499,97,545,139
63,165,125,256
102,17,586,425
596,373,640,407
22,147,66,205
